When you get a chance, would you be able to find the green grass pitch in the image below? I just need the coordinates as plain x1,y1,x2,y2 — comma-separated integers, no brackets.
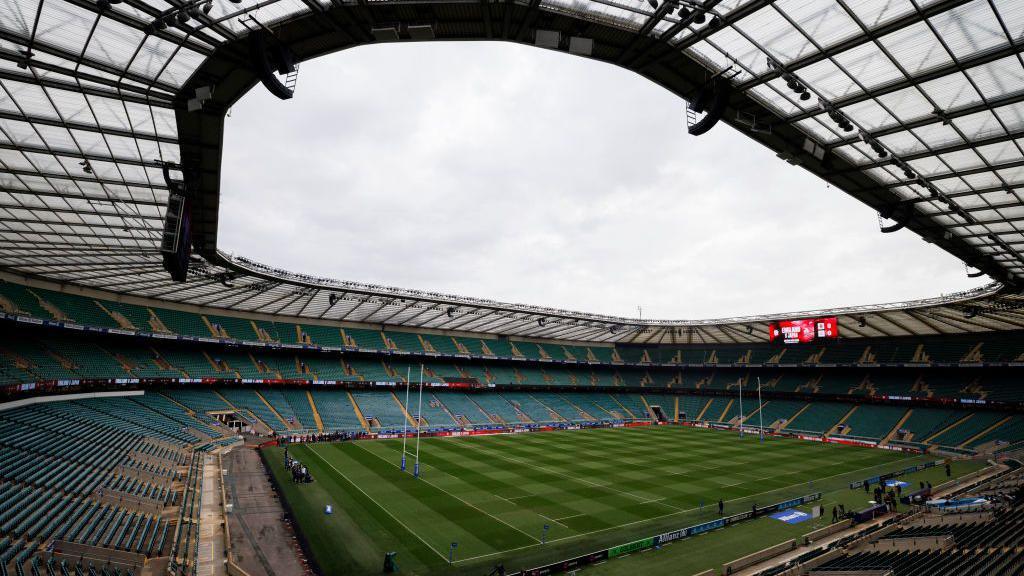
264,425,961,576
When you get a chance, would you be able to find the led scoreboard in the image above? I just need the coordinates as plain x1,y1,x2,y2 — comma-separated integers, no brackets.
768,317,839,344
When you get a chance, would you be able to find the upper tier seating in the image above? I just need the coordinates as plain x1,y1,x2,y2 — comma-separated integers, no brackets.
5,282,1024,372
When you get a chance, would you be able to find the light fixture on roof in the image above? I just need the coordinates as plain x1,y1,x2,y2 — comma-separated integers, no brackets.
782,74,810,101
537,318,546,327
963,306,979,319
446,306,456,318
176,10,191,25
328,293,339,306
825,109,854,132
857,316,866,327
79,160,93,174
202,1,213,14
860,133,888,159
153,17,168,30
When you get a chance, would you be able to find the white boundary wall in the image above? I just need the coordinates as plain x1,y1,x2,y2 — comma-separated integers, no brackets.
0,389,144,412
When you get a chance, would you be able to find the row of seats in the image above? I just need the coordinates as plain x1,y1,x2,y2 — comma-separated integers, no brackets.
344,389,1024,450
0,393,224,576
815,549,1024,575
3,282,1023,367
817,477,1024,576
3,334,1020,407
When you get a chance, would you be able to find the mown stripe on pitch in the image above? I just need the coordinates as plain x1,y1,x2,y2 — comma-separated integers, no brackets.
338,442,539,551
317,443,512,556
360,439,593,533
439,437,682,521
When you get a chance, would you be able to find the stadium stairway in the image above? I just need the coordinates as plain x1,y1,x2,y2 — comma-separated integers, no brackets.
559,394,596,421
612,394,644,419
959,415,1013,448
391,391,419,427
345,391,372,431
305,391,325,433
778,403,813,430
308,390,362,432
826,405,859,436
738,400,765,425
717,399,734,422
923,413,975,445
693,397,714,421
253,391,295,430
880,408,915,445
528,389,569,422
640,395,656,420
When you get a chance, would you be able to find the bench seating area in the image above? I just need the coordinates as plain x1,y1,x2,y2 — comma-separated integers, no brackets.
310,390,364,431
0,392,225,576
5,283,1024,373
4,329,1024,415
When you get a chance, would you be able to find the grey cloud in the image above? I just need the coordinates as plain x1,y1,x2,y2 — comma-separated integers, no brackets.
219,41,985,321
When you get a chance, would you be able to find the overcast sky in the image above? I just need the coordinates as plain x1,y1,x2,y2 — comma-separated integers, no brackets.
219,41,985,321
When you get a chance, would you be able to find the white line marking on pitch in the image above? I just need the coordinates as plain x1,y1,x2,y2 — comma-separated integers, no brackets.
451,451,927,565
353,441,541,543
453,440,680,510
306,446,450,563
553,513,585,521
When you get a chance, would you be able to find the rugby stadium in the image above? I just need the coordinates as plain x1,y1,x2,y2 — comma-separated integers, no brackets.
1,0,1024,575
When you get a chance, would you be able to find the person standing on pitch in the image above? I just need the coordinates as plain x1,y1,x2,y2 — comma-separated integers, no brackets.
718,499,724,516
831,506,838,523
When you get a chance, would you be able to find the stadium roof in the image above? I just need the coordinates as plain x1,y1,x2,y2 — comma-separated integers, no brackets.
0,0,1023,342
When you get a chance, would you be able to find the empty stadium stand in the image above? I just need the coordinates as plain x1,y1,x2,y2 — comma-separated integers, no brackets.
0,391,239,576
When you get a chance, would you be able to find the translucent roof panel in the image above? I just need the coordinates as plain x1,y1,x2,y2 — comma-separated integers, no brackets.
0,0,1022,337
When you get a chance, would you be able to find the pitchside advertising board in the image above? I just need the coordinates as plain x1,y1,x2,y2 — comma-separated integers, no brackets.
768,317,839,344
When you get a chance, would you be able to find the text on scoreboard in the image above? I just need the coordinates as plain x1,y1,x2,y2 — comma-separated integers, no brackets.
768,317,839,344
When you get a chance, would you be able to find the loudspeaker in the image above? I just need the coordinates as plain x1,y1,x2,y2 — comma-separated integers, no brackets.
687,78,730,136
250,30,296,100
